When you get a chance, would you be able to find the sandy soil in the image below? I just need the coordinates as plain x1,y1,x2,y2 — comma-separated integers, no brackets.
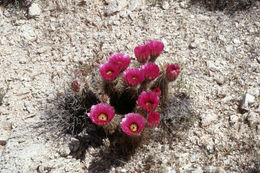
0,0,259,172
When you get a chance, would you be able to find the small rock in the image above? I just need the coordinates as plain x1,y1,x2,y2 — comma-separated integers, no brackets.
189,41,197,49
129,13,137,21
29,3,41,17
214,75,225,86
105,0,128,15
69,138,80,152
239,93,255,113
162,1,169,10
128,0,145,11
225,45,233,53
248,88,259,98
59,145,71,157
24,101,35,113
206,61,218,72
19,56,27,64
247,112,259,128
200,114,218,126
233,38,240,44
180,1,189,9
21,25,36,42
229,115,239,125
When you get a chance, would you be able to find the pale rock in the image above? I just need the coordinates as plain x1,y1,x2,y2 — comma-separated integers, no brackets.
24,101,35,113
248,88,259,98
214,75,225,86
233,38,240,44
20,25,37,42
59,145,71,157
128,0,145,11
162,1,169,10
129,13,137,21
19,56,27,64
105,0,128,15
207,61,218,72
200,114,218,126
180,1,189,9
69,138,80,152
225,45,233,53
29,3,41,17
229,115,239,125
189,40,197,49
247,112,259,128
239,93,255,112
0,121,12,146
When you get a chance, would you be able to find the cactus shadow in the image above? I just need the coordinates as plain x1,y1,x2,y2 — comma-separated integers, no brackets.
160,92,198,136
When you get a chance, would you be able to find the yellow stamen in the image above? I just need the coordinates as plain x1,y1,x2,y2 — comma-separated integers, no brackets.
130,123,138,132
106,70,113,75
98,113,108,121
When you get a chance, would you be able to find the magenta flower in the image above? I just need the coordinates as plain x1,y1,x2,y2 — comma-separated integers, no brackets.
140,62,160,81
166,64,180,81
123,68,144,87
152,88,161,97
120,113,146,135
71,80,80,92
88,103,115,125
137,91,159,112
108,53,131,72
99,62,120,81
147,40,164,59
134,44,150,63
147,111,160,128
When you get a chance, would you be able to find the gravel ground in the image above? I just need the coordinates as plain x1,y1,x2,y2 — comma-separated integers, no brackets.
0,0,259,172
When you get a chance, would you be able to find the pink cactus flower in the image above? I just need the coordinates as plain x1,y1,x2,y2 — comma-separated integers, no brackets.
152,88,161,97
108,53,131,72
147,111,160,128
99,62,120,81
134,44,150,63
166,64,180,81
120,113,146,135
123,68,145,87
137,91,159,112
147,40,164,59
88,103,115,125
71,80,80,92
140,62,160,81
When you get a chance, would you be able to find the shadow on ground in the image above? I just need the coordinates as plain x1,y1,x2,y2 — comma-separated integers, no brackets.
190,0,259,13
160,92,197,137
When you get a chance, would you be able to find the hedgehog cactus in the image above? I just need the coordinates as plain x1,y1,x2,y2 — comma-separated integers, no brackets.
72,40,180,152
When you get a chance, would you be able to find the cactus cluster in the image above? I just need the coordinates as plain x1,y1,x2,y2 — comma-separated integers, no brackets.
71,40,180,151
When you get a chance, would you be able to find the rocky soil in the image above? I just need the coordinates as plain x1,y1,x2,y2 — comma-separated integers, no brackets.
0,0,259,172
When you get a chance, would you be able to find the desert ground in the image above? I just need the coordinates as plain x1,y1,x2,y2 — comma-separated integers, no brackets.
0,0,259,172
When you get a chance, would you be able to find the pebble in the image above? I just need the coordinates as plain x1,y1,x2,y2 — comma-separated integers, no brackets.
207,61,218,72
189,41,197,49
20,25,37,42
180,1,189,9
214,75,225,86
233,38,240,44
128,0,145,11
248,88,259,98
105,0,128,15
162,1,169,10
59,145,71,157
0,121,12,146
200,114,218,126
69,138,80,152
239,93,255,112
247,112,259,128
28,3,41,17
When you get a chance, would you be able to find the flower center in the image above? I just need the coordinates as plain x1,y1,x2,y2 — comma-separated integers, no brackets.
146,101,153,106
130,123,138,132
98,113,108,121
106,70,113,75
132,76,137,80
